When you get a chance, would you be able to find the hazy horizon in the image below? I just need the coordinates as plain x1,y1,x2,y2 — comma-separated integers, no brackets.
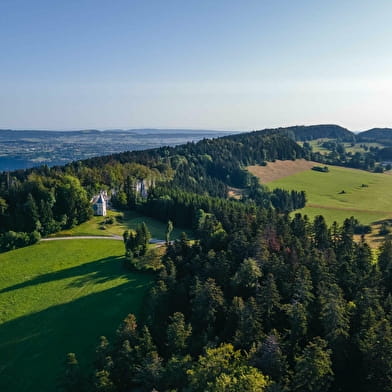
1,1,392,131
0,124,389,134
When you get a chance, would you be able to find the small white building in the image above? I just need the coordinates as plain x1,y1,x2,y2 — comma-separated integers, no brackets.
91,192,108,216
135,178,155,198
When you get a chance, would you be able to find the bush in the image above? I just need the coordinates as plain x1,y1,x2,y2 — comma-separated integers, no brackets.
379,222,391,236
354,224,372,235
312,166,329,173
0,231,41,252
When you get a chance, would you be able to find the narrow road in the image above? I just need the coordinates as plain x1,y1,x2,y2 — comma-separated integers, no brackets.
41,235,123,241
41,235,166,244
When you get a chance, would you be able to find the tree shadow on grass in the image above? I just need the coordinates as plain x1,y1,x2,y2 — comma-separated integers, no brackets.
0,275,153,392
0,255,127,294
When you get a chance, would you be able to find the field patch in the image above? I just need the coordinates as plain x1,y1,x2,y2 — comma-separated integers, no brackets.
298,139,385,155
52,210,192,240
250,162,392,226
248,159,317,183
0,240,152,392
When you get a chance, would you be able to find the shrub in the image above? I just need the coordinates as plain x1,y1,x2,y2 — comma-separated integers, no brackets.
312,166,329,173
0,231,41,252
354,224,372,235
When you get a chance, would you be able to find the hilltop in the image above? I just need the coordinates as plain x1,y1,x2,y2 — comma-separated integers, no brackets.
357,127,392,144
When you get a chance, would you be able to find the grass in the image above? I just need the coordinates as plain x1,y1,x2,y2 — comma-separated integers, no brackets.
299,139,385,155
266,164,392,225
53,209,192,240
0,240,153,392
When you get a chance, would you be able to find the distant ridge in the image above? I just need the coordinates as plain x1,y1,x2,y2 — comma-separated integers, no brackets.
357,128,392,142
257,124,355,142
3,125,392,140
0,128,235,134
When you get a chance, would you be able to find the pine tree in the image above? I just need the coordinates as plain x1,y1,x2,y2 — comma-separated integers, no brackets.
379,238,392,295
359,318,392,392
292,337,334,392
61,353,84,392
166,312,192,355
93,369,116,392
24,193,40,232
165,220,174,244
259,273,281,331
116,314,138,345
232,258,262,298
250,330,289,388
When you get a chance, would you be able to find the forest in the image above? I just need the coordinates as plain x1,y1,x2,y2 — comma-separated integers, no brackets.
0,127,391,391
0,129,307,251
62,213,392,392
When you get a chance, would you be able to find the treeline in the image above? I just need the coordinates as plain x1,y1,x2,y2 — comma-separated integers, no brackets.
64,207,392,392
285,124,355,142
0,162,161,251
302,142,386,172
0,129,308,251
357,128,392,146
62,129,305,198
245,177,306,212
0,173,91,241
141,186,258,233
139,184,305,235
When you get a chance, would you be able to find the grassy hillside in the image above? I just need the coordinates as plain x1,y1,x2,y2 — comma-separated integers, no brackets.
252,162,392,225
0,240,153,392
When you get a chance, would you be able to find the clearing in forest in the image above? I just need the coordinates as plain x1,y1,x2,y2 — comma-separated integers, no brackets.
247,159,318,183
249,161,392,226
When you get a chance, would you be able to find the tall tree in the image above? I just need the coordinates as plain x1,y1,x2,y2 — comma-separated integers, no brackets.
166,312,192,356
292,337,334,392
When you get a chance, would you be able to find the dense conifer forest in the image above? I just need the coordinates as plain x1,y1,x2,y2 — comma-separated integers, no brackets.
0,126,391,391
64,213,392,392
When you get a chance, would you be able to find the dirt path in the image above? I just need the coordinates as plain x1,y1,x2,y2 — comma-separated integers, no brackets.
41,235,166,244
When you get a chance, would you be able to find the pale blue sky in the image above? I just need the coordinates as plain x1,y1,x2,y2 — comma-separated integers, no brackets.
1,0,392,130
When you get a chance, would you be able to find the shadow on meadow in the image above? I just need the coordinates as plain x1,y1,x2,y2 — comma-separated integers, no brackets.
0,263,152,392
0,255,128,294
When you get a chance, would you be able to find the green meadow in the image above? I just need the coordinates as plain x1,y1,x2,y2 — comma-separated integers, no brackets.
268,165,392,225
0,240,153,392
53,209,192,240
300,139,384,154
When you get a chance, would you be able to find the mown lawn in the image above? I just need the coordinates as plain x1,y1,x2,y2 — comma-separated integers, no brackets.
267,165,392,225
0,240,153,392
53,209,192,240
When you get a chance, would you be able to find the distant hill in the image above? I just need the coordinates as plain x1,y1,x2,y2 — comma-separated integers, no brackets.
281,124,355,141
357,128,392,144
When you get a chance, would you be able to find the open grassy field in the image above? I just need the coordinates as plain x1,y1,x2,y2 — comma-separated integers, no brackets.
250,161,392,226
52,209,192,240
298,139,385,154
0,240,153,392
248,159,317,183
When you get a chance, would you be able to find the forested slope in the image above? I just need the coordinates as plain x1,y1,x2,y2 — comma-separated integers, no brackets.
64,210,392,392
0,127,391,391
0,129,307,251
